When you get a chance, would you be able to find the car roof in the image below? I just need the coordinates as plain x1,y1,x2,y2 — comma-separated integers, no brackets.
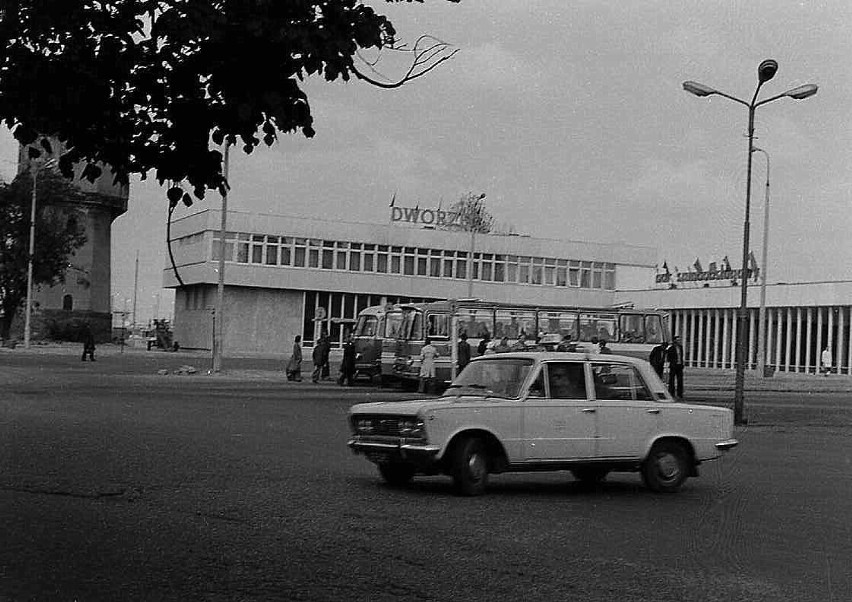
470,351,645,365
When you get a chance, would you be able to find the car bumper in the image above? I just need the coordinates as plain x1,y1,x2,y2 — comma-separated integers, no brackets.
348,438,441,465
715,439,739,451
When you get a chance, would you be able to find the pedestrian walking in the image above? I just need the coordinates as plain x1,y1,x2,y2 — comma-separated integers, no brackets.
649,341,668,378
338,334,357,386
821,346,833,376
457,332,471,373
81,323,96,362
320,337,331,380
311,337,329,383
286,335,302,381
418,337,440,394
666,335,685,398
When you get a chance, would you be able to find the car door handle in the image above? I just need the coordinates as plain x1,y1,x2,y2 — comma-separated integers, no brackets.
581,408,596,413
646,408,661,414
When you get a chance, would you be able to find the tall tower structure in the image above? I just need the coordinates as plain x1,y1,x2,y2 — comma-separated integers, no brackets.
16,141,128,341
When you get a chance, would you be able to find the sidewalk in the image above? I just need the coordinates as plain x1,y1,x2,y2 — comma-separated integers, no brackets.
5,342,852,392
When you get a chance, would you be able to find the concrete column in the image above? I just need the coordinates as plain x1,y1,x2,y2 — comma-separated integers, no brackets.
828,306,835,370
838,307,846,374
785,307,793,373
795,307,802,373
805,307,813,374
722,308,730,369
772,308,780,369
817,306,824,372
847,307,852,375
729,307,738,369
748,308,757,370
712,309,720,368
696,310,704,367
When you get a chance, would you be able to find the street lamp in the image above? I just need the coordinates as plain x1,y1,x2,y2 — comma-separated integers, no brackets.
683,60,817,425
23,157,56,348
752,147,770,379
212,141,231,373
466,193,486,298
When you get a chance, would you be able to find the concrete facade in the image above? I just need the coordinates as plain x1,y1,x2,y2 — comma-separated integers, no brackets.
164,209,657,354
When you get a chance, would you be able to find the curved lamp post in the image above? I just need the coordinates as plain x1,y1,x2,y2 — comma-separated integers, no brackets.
23,157,56,348
752,147,770,380
683,61,817,425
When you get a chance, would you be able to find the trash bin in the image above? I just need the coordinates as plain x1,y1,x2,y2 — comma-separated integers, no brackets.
762,365,775,377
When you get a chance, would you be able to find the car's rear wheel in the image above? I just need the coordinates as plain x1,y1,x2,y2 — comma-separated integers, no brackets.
571,467,609,485
378,462,415,486
451,437,489,496
642,441,689,493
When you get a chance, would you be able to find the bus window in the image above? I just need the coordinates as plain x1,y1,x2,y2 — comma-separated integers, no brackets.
495,310,536,340
385,311,404,339
644,314,665,344
401,310,423,340
354,315,379,337
427,313,450,339
538,311,578,340
579,313,616,342
458,309,494,340
619,314,645,343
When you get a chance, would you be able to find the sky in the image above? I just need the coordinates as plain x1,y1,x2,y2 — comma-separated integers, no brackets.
1,0,851,324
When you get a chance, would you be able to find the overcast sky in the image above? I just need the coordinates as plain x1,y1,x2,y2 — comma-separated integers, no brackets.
2,0,850,323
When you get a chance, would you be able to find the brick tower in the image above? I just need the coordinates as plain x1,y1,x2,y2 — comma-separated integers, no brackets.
16,141,128,342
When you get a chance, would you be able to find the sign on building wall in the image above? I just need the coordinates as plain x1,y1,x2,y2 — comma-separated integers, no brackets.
655,254,759,288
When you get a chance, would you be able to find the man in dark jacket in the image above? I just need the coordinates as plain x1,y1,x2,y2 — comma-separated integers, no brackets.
457,332,471,374
81,323,96,362
666,336,685,398
649,341,668,378
311,337,328,383
338,334,357,386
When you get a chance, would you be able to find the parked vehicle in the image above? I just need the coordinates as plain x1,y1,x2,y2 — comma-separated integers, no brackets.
348,352,737,496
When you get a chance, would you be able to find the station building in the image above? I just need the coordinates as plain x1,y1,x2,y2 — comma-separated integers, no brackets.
164,208,655,354
165,208,852,376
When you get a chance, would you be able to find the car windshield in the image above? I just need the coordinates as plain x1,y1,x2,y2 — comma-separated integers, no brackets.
443,358,534,399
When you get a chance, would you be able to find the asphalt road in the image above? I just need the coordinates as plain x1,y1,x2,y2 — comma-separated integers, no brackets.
1,349,850,601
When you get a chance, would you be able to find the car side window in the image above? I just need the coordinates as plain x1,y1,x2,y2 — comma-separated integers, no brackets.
527,370,545,398
546,362,587,399
592,363,654,401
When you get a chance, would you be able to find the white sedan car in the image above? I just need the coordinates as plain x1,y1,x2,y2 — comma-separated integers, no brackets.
348,352,738,496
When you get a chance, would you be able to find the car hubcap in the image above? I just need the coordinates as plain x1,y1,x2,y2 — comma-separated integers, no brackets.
468,452,486,482
656,453,680,482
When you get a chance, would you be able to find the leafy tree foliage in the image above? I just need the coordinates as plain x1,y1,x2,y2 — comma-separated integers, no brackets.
448,191,494,234
0,0,459,205
0,171,87,340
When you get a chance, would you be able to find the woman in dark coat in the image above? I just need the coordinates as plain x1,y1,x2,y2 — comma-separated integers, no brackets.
286,335,302,381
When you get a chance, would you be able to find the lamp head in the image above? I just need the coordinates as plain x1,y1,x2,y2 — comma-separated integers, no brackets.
758,59,778,83
682,81,716,97
786,84,818,100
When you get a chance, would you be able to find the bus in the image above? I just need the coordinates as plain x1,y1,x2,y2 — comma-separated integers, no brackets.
376,299,669,387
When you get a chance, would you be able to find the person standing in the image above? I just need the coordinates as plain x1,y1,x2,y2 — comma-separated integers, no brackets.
419,337,440,394
649,341,668,378
338,334,357,386
81,323,96,362
666,335,685,398
821,346,833,377
319,337,331,380
286,335,303,381
457,332,471,374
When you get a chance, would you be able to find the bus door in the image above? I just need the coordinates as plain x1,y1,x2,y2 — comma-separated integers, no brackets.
351,310,383,379
381,308,405,379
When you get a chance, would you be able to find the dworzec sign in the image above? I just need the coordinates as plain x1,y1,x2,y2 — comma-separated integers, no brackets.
390,205,470,228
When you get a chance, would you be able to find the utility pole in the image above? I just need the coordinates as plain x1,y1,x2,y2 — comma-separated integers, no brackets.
212,142,230,373
132,251,139,329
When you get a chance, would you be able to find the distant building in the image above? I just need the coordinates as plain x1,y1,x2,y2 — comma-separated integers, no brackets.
14,142,128,342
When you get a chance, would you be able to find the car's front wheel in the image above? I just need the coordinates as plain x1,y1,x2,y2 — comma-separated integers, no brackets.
378,462,415,486
451,436,489,496
642,441,689,493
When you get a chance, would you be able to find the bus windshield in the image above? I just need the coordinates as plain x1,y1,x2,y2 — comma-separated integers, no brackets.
354,314,380,337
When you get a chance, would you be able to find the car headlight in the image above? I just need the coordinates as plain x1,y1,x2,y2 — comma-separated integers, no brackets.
398,418,426,439
354,418,374,434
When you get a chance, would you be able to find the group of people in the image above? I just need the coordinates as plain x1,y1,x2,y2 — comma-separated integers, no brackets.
649,336,685,399
284,333,358,385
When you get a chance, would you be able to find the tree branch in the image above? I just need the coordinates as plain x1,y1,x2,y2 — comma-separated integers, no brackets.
351,35,459,89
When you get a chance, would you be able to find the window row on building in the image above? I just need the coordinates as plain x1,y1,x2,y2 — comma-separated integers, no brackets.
207,232,617,290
